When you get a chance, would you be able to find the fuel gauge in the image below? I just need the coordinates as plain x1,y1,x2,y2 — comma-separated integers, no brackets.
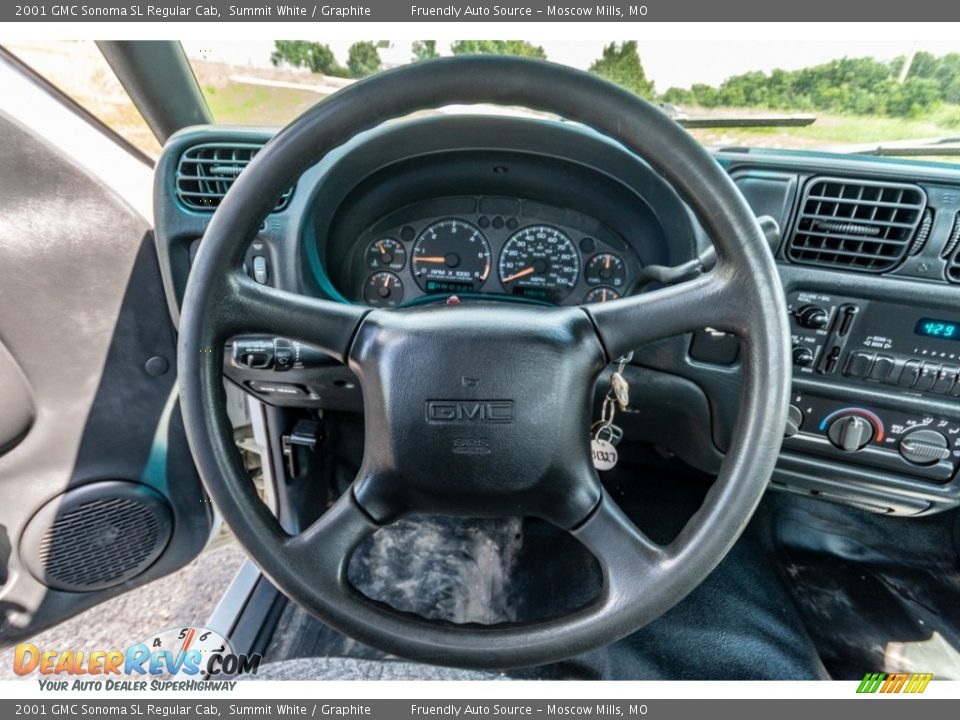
366,238,407,271
363,271,404,307
585,253,627,288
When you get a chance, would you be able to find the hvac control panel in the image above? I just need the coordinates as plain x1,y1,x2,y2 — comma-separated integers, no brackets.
782,392,960,483
788,290,960,398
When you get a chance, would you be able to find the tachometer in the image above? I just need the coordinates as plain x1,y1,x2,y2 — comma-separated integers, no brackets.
411,219,492,293
499,225,580,303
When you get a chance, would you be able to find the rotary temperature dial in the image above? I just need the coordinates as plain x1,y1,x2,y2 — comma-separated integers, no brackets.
827,414,875,452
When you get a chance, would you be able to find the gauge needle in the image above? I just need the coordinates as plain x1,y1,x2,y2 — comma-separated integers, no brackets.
176,627,195,665
377,241,385,254
502,266,536,283
382,274,391,288
181,627,195,653
605,255,611,270
415,256,447,263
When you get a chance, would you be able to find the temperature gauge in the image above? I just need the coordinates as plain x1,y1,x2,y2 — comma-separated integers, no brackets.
584,253,627,288
363,271,404,307
583,286,621,304
366,238,407,271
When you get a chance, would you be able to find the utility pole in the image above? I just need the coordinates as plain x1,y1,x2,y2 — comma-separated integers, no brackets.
898,50,916,83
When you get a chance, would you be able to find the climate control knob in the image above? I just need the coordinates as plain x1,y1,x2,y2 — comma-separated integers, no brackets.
797,305,830,330
899,429,950,466
827,414,874,452
784,405,804,437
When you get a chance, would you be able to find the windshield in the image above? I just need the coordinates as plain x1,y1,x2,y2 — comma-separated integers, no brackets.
182,39,960,164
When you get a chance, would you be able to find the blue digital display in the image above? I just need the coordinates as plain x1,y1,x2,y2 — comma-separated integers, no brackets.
915,317,960,341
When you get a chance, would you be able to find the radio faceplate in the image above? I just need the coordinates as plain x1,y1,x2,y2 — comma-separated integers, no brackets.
788,290,960,398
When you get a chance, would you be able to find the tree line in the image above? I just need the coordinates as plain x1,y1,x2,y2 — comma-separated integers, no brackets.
661,53,960,118
270,41,960,118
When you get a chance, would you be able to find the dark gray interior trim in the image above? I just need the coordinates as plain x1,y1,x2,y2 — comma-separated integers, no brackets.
97,41,212,143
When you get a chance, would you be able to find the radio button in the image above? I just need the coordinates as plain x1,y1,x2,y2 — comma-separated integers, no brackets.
897,360,922,388
951,374,960,397
916,362,941,392
932,365,958,395
869,354,897,383
843,351,874,378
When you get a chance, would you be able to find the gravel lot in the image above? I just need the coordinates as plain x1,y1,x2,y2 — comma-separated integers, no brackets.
0,540,247,681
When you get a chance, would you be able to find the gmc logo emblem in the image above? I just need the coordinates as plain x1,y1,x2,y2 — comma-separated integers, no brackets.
425,400,514,424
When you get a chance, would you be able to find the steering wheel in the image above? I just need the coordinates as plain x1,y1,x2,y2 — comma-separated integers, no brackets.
178,56,790,670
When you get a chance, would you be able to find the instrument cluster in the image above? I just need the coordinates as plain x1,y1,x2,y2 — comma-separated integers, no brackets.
351,196,641,307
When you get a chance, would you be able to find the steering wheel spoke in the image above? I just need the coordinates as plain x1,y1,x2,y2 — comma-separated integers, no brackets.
572,489,668,597
585,269,741,360
219,270,368,362
283,490,380,588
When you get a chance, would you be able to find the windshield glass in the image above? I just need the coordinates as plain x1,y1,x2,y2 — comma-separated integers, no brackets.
185,40,960,164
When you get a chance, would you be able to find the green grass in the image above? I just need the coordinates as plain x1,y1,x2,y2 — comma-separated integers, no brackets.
202,83,327,126
688,104,960,156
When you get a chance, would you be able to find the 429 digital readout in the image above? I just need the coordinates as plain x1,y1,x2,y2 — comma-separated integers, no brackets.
915,317,960,341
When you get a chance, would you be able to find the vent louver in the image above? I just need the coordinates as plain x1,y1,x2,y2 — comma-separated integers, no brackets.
909,208,934,255
786,177,926,273
176,142,293,212
946,212,960,283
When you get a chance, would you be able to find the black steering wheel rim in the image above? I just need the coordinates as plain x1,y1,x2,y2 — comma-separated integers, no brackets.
178,56,791,670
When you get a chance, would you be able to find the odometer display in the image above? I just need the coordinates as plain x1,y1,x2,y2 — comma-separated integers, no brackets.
915,317,960,341
498,225,580,303
412,219,492,293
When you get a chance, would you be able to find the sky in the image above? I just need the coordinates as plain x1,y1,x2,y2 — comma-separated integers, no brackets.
183,38,960,91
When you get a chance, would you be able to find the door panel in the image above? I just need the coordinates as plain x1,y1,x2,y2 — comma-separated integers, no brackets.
0,341,32,455
0,99,211,644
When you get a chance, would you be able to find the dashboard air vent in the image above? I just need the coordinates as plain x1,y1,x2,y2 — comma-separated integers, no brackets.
176,142,293,212
909,208,934,255
946,212,960,284
786,177,926,273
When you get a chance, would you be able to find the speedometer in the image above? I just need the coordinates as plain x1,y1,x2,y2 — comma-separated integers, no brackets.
498,225,580,303
411,219,492,293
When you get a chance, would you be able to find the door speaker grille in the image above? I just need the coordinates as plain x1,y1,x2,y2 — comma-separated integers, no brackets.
20,482,173,592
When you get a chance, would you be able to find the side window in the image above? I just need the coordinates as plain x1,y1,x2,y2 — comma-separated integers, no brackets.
3,40,161,158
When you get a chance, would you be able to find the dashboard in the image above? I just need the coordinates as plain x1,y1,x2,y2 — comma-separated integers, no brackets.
153,114,960,519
